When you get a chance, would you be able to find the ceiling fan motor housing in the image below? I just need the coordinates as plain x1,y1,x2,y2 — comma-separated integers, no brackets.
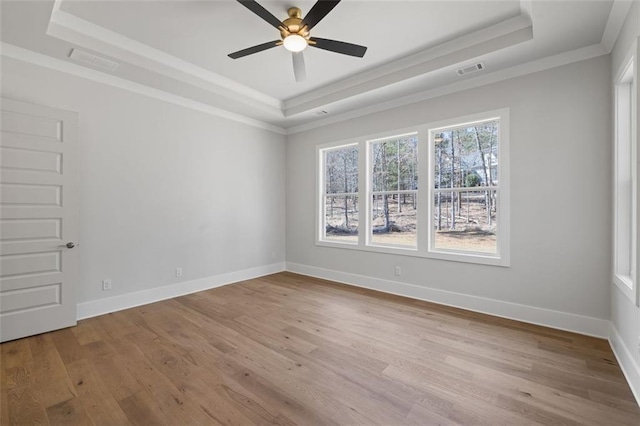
280,7,311,43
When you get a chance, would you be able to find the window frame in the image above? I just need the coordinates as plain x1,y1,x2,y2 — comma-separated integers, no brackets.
367,132,420,250
613,43,637,305
317,140,361,246
316,109,510,267
426,110,510,266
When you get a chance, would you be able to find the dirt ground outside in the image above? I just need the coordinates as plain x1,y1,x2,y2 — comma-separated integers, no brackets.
325,230,496,253
325,195,497,253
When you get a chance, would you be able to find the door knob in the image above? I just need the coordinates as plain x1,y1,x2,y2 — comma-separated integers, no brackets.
58,242,75,249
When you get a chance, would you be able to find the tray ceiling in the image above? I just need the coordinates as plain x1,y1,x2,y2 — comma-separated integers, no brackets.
60,0,522,100
0,0,624,132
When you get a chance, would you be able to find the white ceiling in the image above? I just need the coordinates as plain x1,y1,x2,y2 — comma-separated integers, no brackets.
0,0,627,132
60,0,522,99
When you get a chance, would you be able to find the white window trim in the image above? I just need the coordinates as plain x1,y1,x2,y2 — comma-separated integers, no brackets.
316,109,510,268
613,42,638,305
366,131,419,250
426,109,510,267
316,139,361,247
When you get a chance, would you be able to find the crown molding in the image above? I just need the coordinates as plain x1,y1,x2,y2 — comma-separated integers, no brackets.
285,43,608,135
285,0,633,134
2,0,627,136
2,38,608,137
0,42,286,135
283,15,533,117
49,0,535,121
49,0,283,115
601,0,633,53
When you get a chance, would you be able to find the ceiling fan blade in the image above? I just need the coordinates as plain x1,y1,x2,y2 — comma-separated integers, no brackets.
292,52,307,82
237,0,283,30
302,0,341,30
228,40,280,59
309,37,367,58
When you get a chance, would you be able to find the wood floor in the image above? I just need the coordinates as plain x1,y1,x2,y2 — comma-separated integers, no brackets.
1,272,639,425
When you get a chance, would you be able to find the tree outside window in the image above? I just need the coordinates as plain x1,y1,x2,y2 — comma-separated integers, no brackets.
322,144,358,242
432,120,499,254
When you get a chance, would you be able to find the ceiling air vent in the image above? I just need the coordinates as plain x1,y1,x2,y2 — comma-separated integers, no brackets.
69,48,119,72
456,62,484,76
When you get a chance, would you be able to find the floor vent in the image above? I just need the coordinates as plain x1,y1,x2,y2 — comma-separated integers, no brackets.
456,62,484,76
69,49,119,72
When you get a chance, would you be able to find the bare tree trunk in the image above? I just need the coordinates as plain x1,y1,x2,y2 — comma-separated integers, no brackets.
342,154,349,228
458,167,462,211
487,127,497,216
445,196,449,228
474,126,492,226
384,194,390,230
412,143,417,209
381,144,390,231
486,190,491,225
450,130,456,230
328,167,334,217
437,138,442,230
397,140,401,213
467,191,470,221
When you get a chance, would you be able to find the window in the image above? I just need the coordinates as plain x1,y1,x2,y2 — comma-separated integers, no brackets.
320,144,359,243
613,51,637,304
429,119,500,255
317,109,509,267
369,133,418,248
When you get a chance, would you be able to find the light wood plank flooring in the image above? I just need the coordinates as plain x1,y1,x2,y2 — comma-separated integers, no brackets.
1,272,639,425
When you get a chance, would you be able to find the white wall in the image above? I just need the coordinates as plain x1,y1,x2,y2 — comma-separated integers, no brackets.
2,9,637,399
1,57,286,313
287,55,612,336
610,0,640,402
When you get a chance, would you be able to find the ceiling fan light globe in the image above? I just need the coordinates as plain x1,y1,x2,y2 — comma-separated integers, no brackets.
283,34,307,52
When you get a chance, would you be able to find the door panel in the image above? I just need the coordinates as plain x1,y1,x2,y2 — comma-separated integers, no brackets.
0,183,62,205
0,283,61,314
1,252,61,277
0,147,62,173
0,98,78,342
0,218,62,241
0,111,62,139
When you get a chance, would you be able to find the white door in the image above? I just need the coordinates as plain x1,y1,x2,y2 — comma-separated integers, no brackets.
0,98,79,342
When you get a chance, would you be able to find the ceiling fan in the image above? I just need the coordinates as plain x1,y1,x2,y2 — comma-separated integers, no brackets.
228,0,367,82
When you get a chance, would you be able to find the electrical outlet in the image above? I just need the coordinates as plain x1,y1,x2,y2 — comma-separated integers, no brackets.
394,266,401,276
271,251,276,260
102,279,112,291
176,267,183,277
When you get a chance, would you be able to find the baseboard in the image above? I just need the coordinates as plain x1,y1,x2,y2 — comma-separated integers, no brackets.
285,262,609,339
76,262,286,320
609,324,640,405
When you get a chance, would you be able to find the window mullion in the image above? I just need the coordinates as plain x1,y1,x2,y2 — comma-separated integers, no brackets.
433,186,498,193
372,190,418,195
325,192,359,197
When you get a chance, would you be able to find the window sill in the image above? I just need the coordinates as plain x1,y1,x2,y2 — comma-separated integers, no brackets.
316,239,509,267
